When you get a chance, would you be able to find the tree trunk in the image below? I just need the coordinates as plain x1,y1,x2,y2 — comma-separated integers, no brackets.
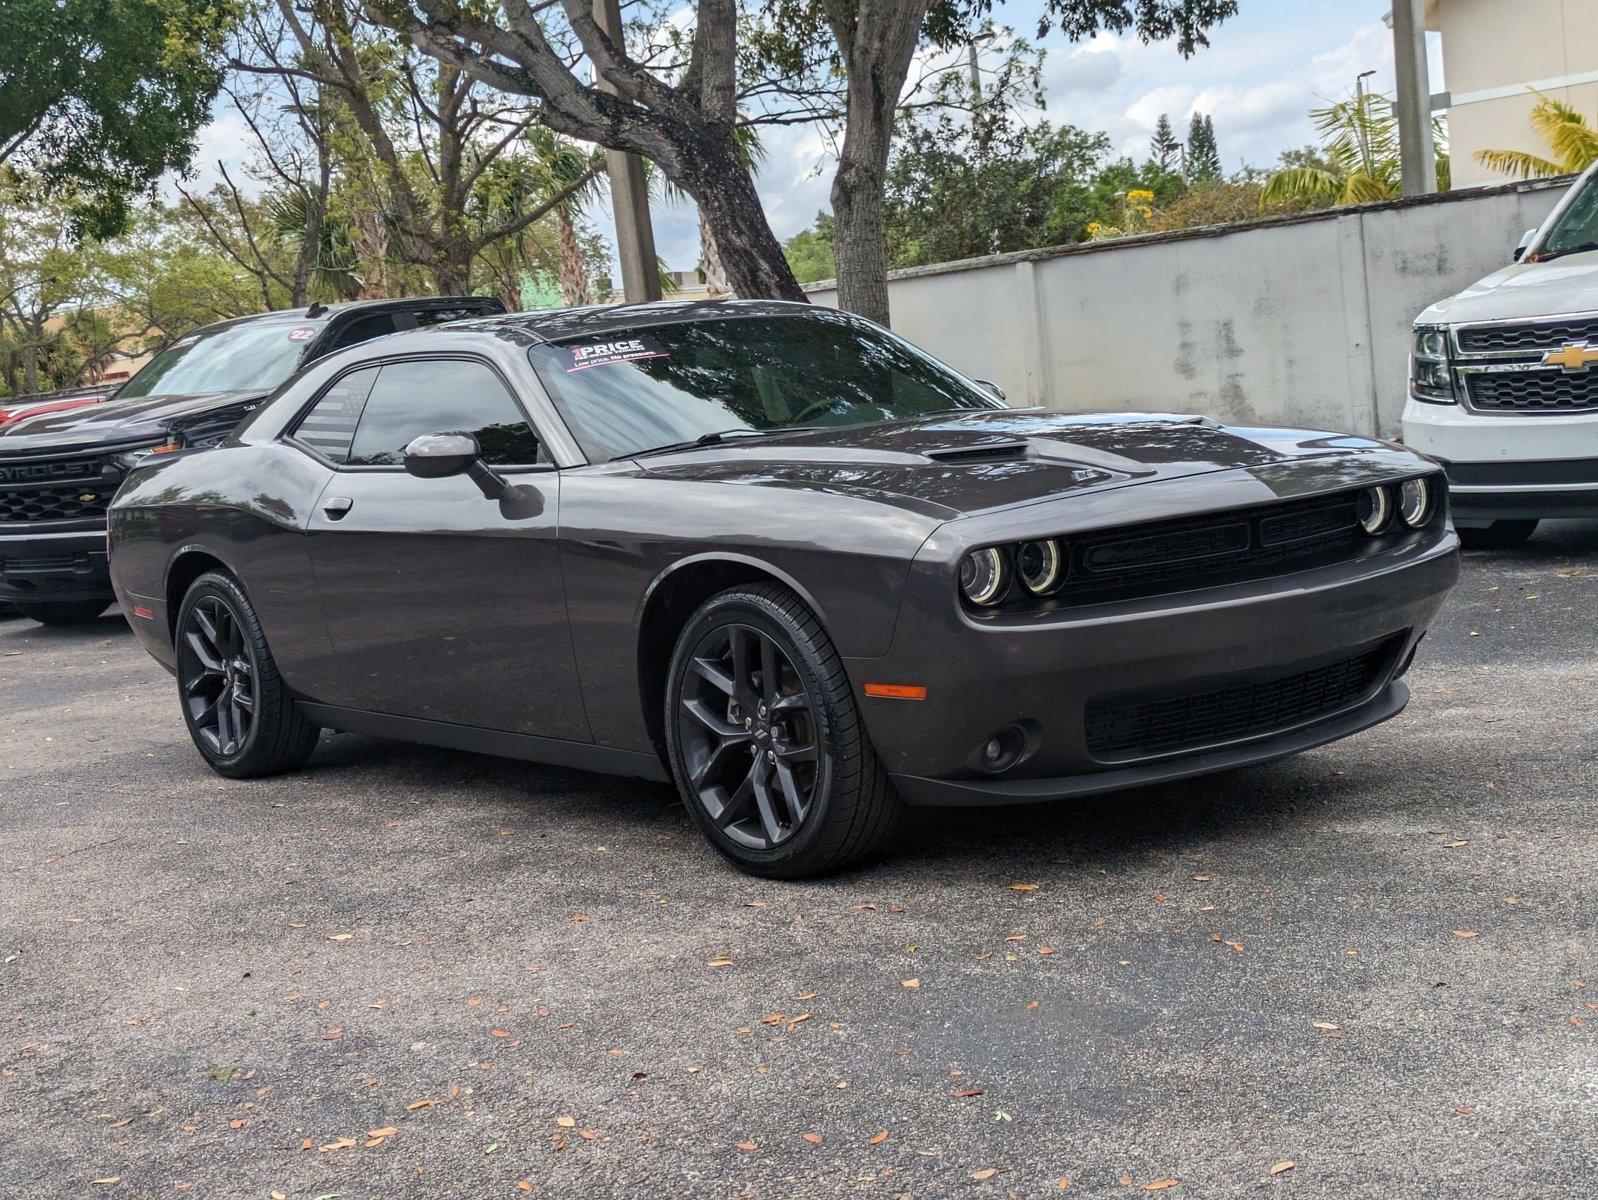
830,113,892,325
683,130,806,303
556,204,592,306
699,207,729,297
351,207,390,299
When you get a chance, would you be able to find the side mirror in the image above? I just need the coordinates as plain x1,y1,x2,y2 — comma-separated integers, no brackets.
404,431,479,478
404,431,511,501
975,378,1007,401
1513,228,1538,262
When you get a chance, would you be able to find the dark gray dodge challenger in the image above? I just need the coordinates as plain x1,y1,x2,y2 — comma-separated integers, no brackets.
107,300,1460,877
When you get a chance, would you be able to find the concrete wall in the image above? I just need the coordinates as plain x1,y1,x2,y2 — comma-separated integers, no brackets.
1430,0,1598,189
806,176,1571,438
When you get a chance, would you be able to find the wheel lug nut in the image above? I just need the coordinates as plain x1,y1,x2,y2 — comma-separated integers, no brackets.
766,750,776,763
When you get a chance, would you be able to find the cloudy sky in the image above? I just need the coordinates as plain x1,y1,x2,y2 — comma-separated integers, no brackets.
179,0,1444,277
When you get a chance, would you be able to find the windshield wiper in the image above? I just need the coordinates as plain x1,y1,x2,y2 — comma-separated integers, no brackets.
627,426,822,460
1531,240,1598,262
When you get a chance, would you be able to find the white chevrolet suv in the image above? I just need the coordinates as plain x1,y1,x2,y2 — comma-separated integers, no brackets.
1404,164,1598,547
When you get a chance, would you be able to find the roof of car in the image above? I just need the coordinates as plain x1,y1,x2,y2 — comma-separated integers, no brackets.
191,295,504,335
445,298,830,343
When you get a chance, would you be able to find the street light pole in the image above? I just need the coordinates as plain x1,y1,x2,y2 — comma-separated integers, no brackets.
593,0,662,302
1391,0,1438,196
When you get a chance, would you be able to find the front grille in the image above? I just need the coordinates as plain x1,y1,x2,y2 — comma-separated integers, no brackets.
1466,370,1598,414
1084,638,1400,760
0,453,117,524
0,484,110,522
1457,317,1598,354
0,550,83,571
1049,490,1378,607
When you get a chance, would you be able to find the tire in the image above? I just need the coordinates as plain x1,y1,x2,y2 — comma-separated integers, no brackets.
665,582,902,878
174,570,320,778
1457,519,1538,550
16,598,111,625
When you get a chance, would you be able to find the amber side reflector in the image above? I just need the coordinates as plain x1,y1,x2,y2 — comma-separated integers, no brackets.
863,683,927,701
151,442,183,455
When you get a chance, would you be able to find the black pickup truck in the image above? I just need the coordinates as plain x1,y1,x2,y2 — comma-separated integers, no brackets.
0,296,503,625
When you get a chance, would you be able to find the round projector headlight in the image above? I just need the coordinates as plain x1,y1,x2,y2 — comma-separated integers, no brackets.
959,547,1008,606
1016,539,1065,595
1399,477,1433,528
1357,486,1392,535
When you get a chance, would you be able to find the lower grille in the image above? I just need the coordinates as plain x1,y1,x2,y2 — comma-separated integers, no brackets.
1084,638,1400,760
1466,370,1598,414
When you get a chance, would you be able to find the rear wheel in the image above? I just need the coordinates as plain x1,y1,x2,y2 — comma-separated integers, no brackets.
175,571,319,778
1457,519,1537,549
665,582,902,878
16,598,111,625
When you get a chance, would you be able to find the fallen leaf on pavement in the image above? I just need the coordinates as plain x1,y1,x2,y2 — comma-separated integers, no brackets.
1146,1181,1180,1191
555,1116,576,1128
736,1141,757,1152
1453,930,1480,939
1009,883,1038,892
707,956,733,968
803,1132,823,1145
327,933,353,942
1269,1161,1294,1174
319,1137,356,1152
902,978,920,989
971,1168,998,1180
90,1178,120,1187
869,1130,889,1145
406,1098,437,1111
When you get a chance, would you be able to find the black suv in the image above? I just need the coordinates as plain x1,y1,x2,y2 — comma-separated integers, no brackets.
0,296,503,625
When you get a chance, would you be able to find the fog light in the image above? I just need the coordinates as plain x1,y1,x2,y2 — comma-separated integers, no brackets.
975,724,1028,774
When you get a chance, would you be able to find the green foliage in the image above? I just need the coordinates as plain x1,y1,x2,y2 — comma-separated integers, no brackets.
1187,112,1220,181
0,0,235,237
783,213,837,284
1476,94,1598,180
1151,114,1181,172
1262,91,1450,209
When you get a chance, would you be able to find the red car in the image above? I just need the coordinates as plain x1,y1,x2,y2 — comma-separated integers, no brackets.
0,388,113,428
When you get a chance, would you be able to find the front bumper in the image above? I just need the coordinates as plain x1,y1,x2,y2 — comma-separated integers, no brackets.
0,524,113,603
1402,395,1598,521
847,530,1458,806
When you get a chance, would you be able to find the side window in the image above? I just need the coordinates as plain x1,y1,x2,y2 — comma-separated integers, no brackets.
346,359,540,467
291,367,380,463
320,313,399,356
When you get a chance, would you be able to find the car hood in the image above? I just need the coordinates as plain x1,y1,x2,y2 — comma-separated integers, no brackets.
0,389,270,456
1419,249,1598,326
635,410,1409,520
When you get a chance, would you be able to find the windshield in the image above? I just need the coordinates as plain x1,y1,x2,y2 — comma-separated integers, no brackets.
117,321,313,399
1537,172,1598,258
527,313,1002,462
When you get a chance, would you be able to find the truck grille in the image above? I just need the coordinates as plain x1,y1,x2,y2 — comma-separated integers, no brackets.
1084,637,1400,760
0,454,117,524
1456,317,1598,354
1466,370,1598,414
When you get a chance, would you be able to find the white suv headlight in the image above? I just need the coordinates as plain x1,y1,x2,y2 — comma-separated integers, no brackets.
1410,325,1455,404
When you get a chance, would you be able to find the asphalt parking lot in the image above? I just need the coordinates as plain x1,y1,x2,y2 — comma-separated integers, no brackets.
2,527,1595,1199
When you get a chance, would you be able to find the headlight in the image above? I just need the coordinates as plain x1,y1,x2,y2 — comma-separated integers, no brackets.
1410,325,1455,404
1357,486,1392,535
1016,539,1066,595
1399,477,1433,528
111,440,182,470
959,547,1008,606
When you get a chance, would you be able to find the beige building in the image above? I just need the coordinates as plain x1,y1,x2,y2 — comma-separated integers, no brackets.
1427,0,1598,187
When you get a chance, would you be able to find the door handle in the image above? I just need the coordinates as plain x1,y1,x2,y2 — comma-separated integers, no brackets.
322,496,353,520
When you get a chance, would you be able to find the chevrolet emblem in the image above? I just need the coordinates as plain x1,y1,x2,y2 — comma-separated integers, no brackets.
79,492,98,503
1543,341,1598,371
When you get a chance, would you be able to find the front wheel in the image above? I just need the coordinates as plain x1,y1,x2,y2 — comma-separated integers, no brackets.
1457,519,1538,550
665,582,902,878
16,598,111,625
174,571,320,778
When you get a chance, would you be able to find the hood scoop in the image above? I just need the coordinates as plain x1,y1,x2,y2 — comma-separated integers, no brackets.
923,440,1029,464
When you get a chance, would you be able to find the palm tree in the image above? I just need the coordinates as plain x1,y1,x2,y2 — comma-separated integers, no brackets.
1476,94,1598,180
521,128,605,307
1262,91,1449,209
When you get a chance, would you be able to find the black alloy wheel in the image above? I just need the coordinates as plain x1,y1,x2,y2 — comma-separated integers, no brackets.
677,622,820,850
665,582,902,878
174,571,320,777
178,593,257,759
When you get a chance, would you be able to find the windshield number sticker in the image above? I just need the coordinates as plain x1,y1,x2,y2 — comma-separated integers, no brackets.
288,328,317,342
567,337,668,372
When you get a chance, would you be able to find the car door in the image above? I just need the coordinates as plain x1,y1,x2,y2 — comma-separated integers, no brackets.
295,355,589,741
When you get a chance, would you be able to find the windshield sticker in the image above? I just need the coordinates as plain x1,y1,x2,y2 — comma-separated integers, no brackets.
288,327,317,342
566,336,668,372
